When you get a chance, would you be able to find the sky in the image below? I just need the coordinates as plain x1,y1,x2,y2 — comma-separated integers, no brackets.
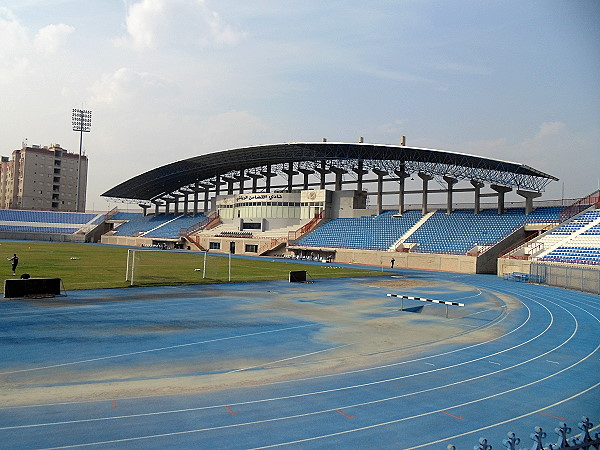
1,0,599,211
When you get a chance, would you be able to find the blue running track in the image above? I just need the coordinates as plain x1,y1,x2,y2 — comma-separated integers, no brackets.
0,269,598,449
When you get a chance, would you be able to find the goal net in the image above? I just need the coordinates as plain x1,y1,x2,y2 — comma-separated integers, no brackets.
125,249,233,286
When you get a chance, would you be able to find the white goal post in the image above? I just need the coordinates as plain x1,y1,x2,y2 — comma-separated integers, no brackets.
125,248,210,286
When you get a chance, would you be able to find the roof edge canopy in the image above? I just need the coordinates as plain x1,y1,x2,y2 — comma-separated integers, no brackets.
102,142,559,202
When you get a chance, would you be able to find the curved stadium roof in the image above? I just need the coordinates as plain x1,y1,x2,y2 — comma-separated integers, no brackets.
102,142,558,202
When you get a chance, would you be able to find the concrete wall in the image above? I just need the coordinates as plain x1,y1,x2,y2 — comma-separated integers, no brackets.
331,190,368,218
0,231,86,243
497,257,532,277
101,235,180,247
330,248,478,273
476,227,530,274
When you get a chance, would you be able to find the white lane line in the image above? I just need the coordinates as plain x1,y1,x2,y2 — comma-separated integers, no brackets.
488,361,501,365
424,363,435,366
454,288,484,301
0,324,316,376
227,343,353,373
1,294,561,432
9,284,596,448
450,308,497,321
403,381,600,450
37,342,598,450
0,294,531,410
546,360,559,364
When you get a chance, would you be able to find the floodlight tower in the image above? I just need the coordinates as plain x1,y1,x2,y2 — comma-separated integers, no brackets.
71,108,92,212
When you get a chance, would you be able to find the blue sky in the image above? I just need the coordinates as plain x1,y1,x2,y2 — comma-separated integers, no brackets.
1,0,598,211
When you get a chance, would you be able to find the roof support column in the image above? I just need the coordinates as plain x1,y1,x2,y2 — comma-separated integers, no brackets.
471,180,484,214
236,169,246,194
443,176,458,215
193,182,199,215
373,169,388,215
315,160,330,190
282,162,299,192
299,168,314,191
139,203,150,216
491,184,512,214
164,200,170,215
222,176,236,195
203,184,210,212
153,201,161,216
214,175,221,197
353,160,368,192
418,172,433,215
394,168,410,215
261,164,276,193
517,190,542,215
236,170,251,194
330,166,347,191
248,173,262,193
181,190,193,215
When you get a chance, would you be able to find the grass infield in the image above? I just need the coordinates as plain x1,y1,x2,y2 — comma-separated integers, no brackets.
0,241,383,292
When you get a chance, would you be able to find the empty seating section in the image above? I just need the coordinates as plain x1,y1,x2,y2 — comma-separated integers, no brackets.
297,210,422,250
298,207,560,253
548,210,600,235
112,212,206,238
0,209,102,234
144,214,206,238
407,207,560,254
541,247,600,264
538,209,600,264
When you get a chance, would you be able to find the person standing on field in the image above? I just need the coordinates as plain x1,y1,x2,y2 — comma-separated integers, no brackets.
8,254,18,276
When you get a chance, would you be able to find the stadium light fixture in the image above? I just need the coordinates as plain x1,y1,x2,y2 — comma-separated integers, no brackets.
71,108,92,212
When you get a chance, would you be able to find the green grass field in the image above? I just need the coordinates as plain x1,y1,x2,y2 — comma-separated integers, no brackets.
0,241,383,292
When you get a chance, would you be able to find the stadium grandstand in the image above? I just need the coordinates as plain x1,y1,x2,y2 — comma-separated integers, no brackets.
0,209,106,242
1,140,598,291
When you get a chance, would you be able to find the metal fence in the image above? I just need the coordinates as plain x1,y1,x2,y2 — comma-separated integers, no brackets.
448,417,600,450
530,262,600,295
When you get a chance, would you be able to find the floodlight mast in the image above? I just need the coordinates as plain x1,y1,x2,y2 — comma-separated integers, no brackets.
71,108,92,212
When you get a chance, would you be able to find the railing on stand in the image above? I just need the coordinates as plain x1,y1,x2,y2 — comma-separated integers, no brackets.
179,211,220,236
288,210,325,243
559,189,600,223
180,212,221,251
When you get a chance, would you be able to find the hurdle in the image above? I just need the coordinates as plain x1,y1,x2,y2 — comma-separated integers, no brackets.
387,293,464,318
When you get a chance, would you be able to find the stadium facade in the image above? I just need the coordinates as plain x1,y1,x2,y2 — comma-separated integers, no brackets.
97,140,574,274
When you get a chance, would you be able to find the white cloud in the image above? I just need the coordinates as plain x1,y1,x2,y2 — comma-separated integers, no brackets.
0,8,74,82
118,0,245,51
34,23,75,54
90,67,176,106
534,121,565,140
0,8,31,81
0,8,28,56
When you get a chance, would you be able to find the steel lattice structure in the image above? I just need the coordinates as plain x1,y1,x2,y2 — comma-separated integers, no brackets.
102,142,558,203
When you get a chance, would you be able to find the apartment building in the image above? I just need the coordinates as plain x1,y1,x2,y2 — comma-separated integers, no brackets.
0,143,88,211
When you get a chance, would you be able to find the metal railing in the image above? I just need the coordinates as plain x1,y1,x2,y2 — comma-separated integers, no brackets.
558,189,600,223
529,262,600,295
288,210,325,243
449,416,599,450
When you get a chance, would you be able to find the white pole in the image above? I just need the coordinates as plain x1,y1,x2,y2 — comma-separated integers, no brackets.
203,251,207,279
228,252,231,282
130,250,136,286
126,249,131,281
